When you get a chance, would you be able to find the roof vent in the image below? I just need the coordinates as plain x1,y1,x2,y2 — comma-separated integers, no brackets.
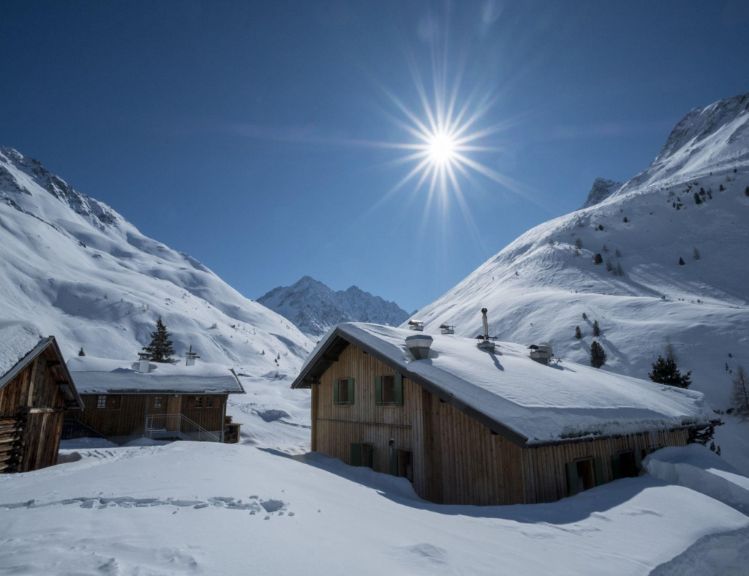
136,352,151,373
408,319,425,332
476,308,496,353
406,334,433,360
185,345,200,367
529,343,553,365
439,323,455,335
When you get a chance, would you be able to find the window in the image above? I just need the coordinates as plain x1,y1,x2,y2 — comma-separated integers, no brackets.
350,443,374,467
206,397,214,408
97,395,106,409
153,396,162,409
376,374,403,405
566,457,603,496
194,396,204,408
334,378,355,405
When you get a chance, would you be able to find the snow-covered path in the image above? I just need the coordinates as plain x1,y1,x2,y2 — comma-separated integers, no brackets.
1,442,746,576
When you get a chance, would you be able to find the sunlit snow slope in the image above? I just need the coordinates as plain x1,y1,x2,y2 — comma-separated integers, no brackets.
0,147,312,372
413,92,749,409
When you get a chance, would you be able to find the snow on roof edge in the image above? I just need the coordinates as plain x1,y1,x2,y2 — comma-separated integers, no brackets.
292,322,711,445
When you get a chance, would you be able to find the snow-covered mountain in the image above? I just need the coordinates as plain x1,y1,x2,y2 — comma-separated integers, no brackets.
0,147,312,373
583,177,623,208
258,276,409,337
411,92,749,410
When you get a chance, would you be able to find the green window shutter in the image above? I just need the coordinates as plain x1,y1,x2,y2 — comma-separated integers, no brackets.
365,444,374,468
611,454,622,480
594,457,605,486
348,378,355,404
389,447,398,475
375,376,383,405
350,443,362,466
394,373,403,405
565,462,579,496
333,379,340,404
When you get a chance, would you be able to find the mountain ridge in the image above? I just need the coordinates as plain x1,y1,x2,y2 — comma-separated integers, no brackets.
409,91,749,412
0,146,313,374
258,275,409,337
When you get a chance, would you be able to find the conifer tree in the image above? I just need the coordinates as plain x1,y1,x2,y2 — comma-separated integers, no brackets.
593,320,601,337
142,317,174,363
575,326,582,339
648,354,691,388
78,347,85,357
590,340,606,368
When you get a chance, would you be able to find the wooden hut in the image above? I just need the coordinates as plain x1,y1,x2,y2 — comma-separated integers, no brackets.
0,329,83,473
68,368,244,444
291,323,709,505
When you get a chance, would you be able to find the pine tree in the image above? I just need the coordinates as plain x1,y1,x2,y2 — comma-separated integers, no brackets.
648,354,691,388
593,253,603,265
575,325,582,339
593,320,601,337
678,257,685,266
142,317,174,363
78,347,85,357
733,366,749,416
590,340,606,368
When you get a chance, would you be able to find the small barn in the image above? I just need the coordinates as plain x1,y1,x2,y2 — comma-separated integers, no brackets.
291,322,710,505
0,326,83,473
68,367,245,444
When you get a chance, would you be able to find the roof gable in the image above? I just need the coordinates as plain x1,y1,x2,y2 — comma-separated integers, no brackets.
0,331,84,410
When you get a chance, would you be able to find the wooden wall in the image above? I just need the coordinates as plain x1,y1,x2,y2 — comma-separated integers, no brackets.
522,428,690,503
0,347,68,473
311,340,694,506
76,393,226,440
421,389,526,505
314,343,429,495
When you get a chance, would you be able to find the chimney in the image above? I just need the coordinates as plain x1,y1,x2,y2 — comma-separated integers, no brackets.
406,334,433,360
439,323,455,335
529,343,553,365
136,353,151,373
408,319,425,332
476,308,496,353
185,345,200,367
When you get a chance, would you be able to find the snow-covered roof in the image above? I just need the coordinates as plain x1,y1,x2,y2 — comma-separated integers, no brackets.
71,369,245,395
0,322,83,408
0,321,44,382
292,323,710,445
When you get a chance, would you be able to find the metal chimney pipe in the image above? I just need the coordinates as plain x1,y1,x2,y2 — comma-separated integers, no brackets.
481,308,489,340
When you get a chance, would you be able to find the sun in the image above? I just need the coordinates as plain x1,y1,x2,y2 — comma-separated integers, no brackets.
379,72,520,220
426,130,457,167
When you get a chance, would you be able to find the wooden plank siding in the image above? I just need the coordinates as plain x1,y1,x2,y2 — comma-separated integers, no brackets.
522,428,690,503
0,348,69,473
311,340,694,506
315,343,428,495
76,393,227,440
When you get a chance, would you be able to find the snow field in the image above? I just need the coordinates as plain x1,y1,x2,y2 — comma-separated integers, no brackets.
0,442,747,576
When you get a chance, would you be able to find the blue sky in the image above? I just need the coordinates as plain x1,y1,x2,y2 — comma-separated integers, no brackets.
1,1,748,312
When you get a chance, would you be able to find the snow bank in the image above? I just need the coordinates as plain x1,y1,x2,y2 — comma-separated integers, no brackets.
644,444,749,514
0,443,746,576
